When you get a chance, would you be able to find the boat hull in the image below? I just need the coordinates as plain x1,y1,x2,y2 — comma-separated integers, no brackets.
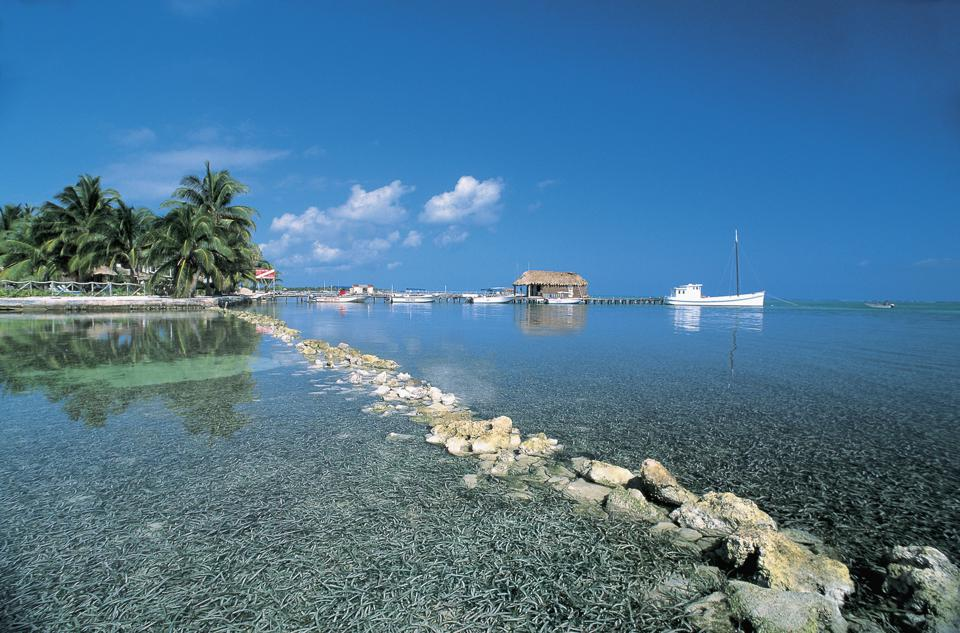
389,296,435,303
471,295,514,304
665,291,765,307
544,297,584,305
312,295,366,303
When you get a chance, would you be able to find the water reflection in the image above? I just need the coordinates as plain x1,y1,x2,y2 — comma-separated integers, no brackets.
0,313,259,436
670,306,764,335
515,304,587,336
672,306,702,332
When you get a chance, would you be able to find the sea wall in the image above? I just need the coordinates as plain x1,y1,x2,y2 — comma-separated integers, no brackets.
0,295,250,313
224,308,960,632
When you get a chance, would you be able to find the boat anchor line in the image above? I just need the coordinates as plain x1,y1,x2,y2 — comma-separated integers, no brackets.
219,307,935,631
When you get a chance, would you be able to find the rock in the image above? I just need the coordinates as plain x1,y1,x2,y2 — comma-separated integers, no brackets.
428,386,443,401
650,521,680,535
650,565,726,604
727,580,848,633
548,476,571,491
671,492,777,537
406,386,426,399
425,402,451,413
723,528,854,606
445,437,471,456
397,372,412,381
463,474,479,489
638,459,698,507
440,393,457,406
883,545,960,633
546,463,576,479
585,460,635,488
373,371,389,384
489,462,510,478
374,385,390,396
508,433,521,448
562,478,613,504
605,487,668,523
489,416,513,433
519,433,561,457
425,433,445,445
685,592,737,633
677,528,703,542
386,432,414,442
470,432,511,454
571,456,592,476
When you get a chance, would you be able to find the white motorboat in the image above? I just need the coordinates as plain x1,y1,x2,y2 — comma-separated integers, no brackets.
865,301,895,309
666,230,765,307
389,292,435,304
544,291,584,305
470,288,515,304
312,294,366,303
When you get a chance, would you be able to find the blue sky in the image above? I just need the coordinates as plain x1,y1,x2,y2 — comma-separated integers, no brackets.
2,1,959,299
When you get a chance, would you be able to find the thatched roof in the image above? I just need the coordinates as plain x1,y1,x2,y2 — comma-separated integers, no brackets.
91,266,117,277
513,270,588,286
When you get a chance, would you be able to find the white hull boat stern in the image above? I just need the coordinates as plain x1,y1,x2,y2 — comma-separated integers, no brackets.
665,289,765,307
471,295,514,304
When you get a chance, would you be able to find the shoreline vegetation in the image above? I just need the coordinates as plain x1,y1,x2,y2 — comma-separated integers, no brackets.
0,163,270,298
225,307,960,633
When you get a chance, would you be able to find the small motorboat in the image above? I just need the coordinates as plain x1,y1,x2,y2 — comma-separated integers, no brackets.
865,301,895,309
470,288,515,304
543,290,584,305
389,290,435,304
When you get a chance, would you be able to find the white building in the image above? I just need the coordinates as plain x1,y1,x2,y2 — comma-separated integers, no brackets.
350,284,376,295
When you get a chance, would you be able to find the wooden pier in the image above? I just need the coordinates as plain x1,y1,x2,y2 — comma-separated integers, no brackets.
262,291,664,305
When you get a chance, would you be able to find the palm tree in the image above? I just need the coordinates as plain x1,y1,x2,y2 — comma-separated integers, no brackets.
148,204,235,298
0,213,60,280
75,200,155,279
160,163,259,293
38,175,119,281
1,204,33,232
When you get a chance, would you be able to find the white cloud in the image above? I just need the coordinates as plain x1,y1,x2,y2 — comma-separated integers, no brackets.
537,179,558,190
104,144,290,199
312,243,343,263
387,261,403,270
332,181,412,224
113,127,156,147
435,226,469,247
402,230,422,248
420,176,503,224
913,257,958,268
304,145,325,157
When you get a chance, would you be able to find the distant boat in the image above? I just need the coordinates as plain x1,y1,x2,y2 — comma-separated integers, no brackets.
865,301,895,309
666,230,765,307
311,292,366,303
389,290,435,304
544,290,584,305
471,287,514,304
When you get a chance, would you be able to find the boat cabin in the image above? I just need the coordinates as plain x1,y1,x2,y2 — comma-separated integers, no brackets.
669,284,703,300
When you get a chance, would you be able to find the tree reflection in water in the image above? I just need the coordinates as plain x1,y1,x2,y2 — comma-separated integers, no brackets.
0,312,259,436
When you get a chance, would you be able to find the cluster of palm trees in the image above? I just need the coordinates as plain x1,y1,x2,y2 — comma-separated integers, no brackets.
0,163,270,297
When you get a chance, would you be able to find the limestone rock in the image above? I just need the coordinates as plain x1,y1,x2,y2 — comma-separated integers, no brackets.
685,592,737,633
440,393,457,406
546,463,576,479
428,386,443,401
677,528,703,542
723,528,854,606
489,416,513,433
425,433,445,445
604,487,668,523
883,545,960,633
571,456,592,476
727,580,848,633
638,458,698,506
650,521,680,535
463,474,479,489
470,432,511,454
562,478,613,504
374,385,390,396
385,432,414,442
373,371,389,384
671,492,777,537
585,460,635,488
445,436,471,456
518,432,561,457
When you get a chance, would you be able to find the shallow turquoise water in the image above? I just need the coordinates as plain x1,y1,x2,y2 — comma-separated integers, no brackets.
1,302,958,630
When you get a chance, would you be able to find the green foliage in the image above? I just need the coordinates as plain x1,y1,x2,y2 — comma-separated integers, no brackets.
0,163,264,296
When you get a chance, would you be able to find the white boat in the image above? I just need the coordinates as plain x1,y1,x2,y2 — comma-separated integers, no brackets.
389,293,435,304
470,288,515,304
865,301,895,309
312,294,366,303
544,291,584,305
666,231,765,307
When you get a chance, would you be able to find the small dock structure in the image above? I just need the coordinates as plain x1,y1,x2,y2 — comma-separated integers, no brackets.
513,270,589,300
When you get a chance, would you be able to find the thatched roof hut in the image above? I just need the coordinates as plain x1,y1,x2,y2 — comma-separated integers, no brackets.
513,270,589,298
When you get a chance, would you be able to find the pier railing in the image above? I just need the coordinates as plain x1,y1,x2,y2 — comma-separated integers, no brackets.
0,280,147,296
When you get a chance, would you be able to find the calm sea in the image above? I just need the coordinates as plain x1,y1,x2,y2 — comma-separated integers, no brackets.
1,301,958,630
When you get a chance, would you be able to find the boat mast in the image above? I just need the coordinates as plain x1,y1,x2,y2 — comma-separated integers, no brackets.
734,229,740,296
